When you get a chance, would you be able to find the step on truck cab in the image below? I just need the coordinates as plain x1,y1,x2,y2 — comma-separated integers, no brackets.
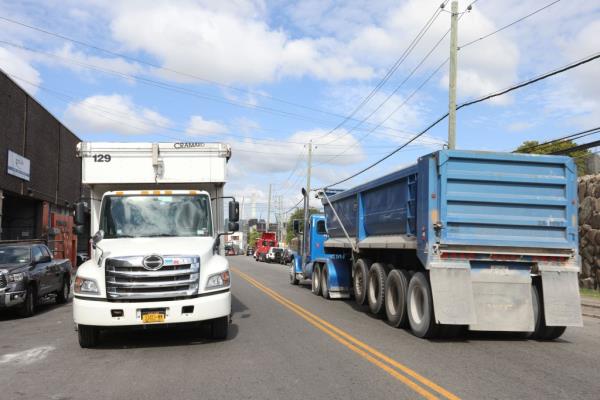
292,150,583,339
73,142,239,348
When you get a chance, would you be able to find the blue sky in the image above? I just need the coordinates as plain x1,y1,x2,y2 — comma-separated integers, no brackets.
0,0,599,221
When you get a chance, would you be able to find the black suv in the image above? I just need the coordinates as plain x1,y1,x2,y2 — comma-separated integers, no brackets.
0,241,72,317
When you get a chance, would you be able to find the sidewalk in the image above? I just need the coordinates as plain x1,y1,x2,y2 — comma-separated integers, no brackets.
581,294,600,319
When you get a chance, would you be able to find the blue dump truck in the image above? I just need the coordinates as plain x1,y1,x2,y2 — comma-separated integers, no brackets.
290,150,583,339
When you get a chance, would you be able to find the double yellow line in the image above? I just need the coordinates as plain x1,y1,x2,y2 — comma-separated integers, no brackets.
232,267,460,400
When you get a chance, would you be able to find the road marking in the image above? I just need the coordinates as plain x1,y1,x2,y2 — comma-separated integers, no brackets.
232,267,460,400
0,346,55,365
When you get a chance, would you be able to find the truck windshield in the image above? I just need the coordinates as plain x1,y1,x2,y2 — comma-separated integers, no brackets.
0,246,30,264
100,194,212,238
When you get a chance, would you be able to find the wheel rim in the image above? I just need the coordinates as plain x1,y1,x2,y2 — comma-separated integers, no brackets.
289,263,295,282
368,273,377,304
355,269,363,297
314,269,320,291
410,285,425,325
322,270,328,294
386,282,399,315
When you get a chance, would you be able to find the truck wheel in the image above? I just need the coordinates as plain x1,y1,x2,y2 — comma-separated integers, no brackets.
312,264,322,296
321,265,330,299
407,272,439,338
289,262,299,285
210,316,229,340
17,285,36,318
78,325,99,348
353,259,370,306
385,270,409,328
367,263,386,316
56,275,70,304
529,281,567,341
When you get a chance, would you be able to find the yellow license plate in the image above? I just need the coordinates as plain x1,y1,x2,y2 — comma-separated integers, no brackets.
142,312,165,323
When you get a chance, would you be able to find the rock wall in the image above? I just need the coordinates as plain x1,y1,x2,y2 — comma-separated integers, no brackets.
578,175,600,289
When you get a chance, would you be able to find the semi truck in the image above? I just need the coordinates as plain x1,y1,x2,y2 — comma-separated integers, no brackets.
290,150,583,339
254,232,278,262
72,142,239,347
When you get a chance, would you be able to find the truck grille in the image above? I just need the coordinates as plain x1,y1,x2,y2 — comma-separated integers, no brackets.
105,256,200,301
0,273,6,288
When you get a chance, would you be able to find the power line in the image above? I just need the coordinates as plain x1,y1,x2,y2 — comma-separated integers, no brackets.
0,34,430,140
314,1,448,142
459,0,562,49
515,126,600,153
322,51,600,189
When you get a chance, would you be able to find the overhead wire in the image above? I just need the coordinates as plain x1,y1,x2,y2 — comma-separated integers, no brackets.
321,51,600,189
515,126,600,153
313,0,449,142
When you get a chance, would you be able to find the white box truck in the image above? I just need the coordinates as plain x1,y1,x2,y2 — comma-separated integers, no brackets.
72,142,239,348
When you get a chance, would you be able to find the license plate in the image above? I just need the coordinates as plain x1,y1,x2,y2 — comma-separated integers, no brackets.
142,312,165,323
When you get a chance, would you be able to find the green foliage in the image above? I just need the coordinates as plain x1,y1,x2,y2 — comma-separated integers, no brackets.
515,139,590,175
285,207,320,245
247,229,261,249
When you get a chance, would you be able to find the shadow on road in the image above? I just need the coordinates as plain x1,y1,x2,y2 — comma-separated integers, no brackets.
0,295,71,321
90,294,248,350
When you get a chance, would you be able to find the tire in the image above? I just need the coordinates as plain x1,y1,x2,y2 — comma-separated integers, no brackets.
529,281,567,341
56,275,70,304
353,259,370,306
78,325,99,348
289,261,299,285
385,270,409,328
210,316,229,340
17,285,36,318
367,263,387,316
407,272,439,338
312,264,321,296
321,265,330,299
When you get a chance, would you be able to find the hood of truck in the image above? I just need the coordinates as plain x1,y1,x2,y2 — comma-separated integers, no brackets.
97,237,215,258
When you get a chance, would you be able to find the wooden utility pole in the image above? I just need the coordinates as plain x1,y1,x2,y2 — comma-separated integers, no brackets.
447,0,458,149
266,183,272,232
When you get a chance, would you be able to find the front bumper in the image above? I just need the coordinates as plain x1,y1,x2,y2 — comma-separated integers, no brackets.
73,289,231,327
0,288,26,308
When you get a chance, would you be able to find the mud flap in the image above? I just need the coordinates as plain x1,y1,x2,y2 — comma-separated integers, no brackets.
430,262,476,325
540,264,583,327
469,266,534,332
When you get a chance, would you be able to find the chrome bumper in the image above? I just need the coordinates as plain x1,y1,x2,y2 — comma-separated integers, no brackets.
0,288,26,307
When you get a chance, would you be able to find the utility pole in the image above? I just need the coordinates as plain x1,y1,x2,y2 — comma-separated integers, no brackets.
266,183,272,232
302,140,313,263
447,0,458,150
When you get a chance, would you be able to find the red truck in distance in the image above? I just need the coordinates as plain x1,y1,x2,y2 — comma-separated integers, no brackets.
254,232,277,262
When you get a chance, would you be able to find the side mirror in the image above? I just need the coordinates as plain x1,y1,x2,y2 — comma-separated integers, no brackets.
228,221,239,232
229,200,240,222
293,219,301,234
92,230,104,248
74,202,86,225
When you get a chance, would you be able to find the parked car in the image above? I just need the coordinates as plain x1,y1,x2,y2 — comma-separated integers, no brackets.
265,247,284,263
246,247,254,256
0,241,72,317
281,248,294,265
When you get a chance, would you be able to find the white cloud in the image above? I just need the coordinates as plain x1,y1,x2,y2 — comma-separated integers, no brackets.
0,47,41,95
101,0,373,84
64,94,170,135
507,121,535,133
52,44,143,80
186,115,228,136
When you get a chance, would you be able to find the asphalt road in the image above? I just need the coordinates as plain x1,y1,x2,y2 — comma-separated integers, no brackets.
1,256,599,400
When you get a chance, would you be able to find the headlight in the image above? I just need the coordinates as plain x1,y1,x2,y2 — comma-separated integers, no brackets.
206,271,230,289
8,272,25,282
74,277,100,294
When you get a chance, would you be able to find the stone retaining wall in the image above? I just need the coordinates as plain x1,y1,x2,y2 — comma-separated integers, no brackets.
578,175,600,289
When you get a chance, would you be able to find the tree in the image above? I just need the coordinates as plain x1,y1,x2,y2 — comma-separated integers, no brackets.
285,207,320,245
515,139,591,175
247,229,261,249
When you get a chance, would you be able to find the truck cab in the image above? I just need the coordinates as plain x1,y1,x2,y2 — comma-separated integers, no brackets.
72,142,237,348
290,214,351,299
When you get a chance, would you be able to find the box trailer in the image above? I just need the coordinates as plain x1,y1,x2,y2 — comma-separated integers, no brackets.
291,150,582,339
72,142,239,347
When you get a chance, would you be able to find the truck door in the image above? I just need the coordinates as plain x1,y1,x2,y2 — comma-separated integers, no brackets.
32,246,52,295
310,219,328,261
